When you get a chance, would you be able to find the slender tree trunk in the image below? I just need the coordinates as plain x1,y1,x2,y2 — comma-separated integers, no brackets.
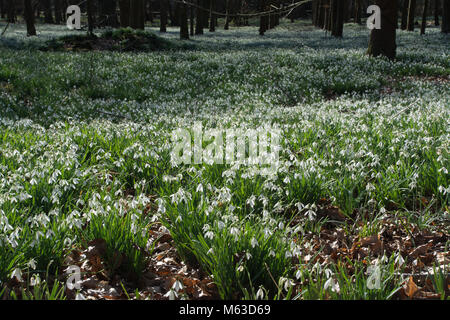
434,0,440,26
209,0,215,32
6,0,15,23
224,0,230,30
259,0,268,35
0,0,4,19
43,0,54,24
407,0,416,31
190,5,194,36
368,0,398,60
442,0,450,33
195,0,204,34
312,0,318,26
160,0,167,32
355,0,362,24
146,0,153,23
318,0,325,28
180,2,189,39
87,0,94,34
24,0,37,36
130,0,145,30
421,0,429,35
401,0,408,29
119,0,130,28
54,0,62,24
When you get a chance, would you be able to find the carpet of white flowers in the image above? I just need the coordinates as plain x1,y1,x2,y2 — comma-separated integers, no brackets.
0,21,448,300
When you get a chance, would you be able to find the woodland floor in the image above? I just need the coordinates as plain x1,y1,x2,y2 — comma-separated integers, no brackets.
0,20,448,300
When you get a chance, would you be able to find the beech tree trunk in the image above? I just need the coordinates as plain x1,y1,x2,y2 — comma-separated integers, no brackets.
190,6,194,36
54,0,62,24
209,0,215,32
224,0,231,30
434,0,440,26
130,0,145,30
160,0,167,32
443,0,450,33
87,0,94,34
401,0,408,30
24,0,36,36
407,0,416,31
331,0,344,37
119,0,130,28
367,0,398,60
180,2,189,39
354,0,362,24
6,0,14,23
259,0,268,35
420,0,428,35
43,0,54,24
195,0,204,34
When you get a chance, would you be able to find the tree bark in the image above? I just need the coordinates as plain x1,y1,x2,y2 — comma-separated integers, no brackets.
354,0,362,24
442,0,450,33
209,0,215,32
87,0,94,34
0,0,4,19
195,0,204,34
420,0,429,35
54,0,62,24
434,0,440,26
259,0,268,35
130,0,145,30
160,0,167,32
43,0,54,24
367,0,398,60
24,0,36,36
401,0,408,29
6,0,15,23
407,0,416,31
119,0,130,28
224,0,230,30
190,5,194,36
180,2,189,39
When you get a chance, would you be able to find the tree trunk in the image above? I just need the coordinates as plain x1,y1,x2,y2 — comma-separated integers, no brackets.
160,0,167,32
443,0,450,33
180,2,189,39
24,0,37,36
53,0,62,24
434,0,440,26
0,0,4,19
354,0,362,24
195,0,204,34
401,0,408,29
317,0,326,28
190,5,194,36
87,0,94,34
259,0,268,35
367,0,398,60
420,0,429,35
209,0,215,32
224,0,230,30
130,0,145,30
43,0,54,24
6,0,15,23
119,0,130,28
407,0,416,31
146,0,153,23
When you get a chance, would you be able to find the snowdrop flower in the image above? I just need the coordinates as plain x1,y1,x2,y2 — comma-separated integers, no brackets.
11,268,22,281
256,287,265,300
27,258,37,270
251,237,258,248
